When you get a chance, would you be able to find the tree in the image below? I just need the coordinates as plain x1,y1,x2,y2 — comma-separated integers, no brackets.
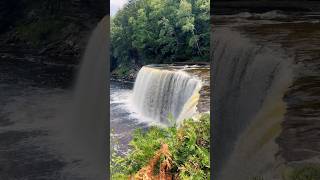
111,0,210,72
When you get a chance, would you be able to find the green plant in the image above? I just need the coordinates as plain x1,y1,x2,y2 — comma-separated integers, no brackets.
111,113,210,179
111,0,210,69
113,65,131,77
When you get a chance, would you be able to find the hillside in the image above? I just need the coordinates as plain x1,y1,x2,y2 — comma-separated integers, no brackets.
0,0,108,65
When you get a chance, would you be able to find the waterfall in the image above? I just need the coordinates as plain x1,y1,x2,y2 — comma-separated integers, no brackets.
212,28,293,179
61,16,108,179
131,65,202,124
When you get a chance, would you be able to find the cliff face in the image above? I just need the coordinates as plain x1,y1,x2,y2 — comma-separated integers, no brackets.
0,0,108,65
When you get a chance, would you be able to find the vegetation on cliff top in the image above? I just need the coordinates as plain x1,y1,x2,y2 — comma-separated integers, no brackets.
111,0,210,74
111,113,210,179
1,0,106,65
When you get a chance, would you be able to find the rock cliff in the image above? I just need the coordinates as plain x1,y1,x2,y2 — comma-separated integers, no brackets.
0,0,108,65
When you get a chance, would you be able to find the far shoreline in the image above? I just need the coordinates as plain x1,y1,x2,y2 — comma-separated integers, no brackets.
212,1,320,15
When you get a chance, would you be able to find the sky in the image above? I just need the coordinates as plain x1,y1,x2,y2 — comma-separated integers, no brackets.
110,0,128,16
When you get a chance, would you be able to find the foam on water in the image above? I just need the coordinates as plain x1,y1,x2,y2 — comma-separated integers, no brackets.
131,65,202,125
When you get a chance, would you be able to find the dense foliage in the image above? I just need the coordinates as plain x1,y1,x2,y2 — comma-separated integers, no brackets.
111,113,210,179
111,0,210,71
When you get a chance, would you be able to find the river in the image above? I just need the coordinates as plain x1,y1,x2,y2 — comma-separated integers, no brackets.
110,81,149,155
0,17,109,180
0,58,75,179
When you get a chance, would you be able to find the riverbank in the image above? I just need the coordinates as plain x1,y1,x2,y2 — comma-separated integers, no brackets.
0,56,75,88
111,113,210,179
212,1,320,15
0,0,107,66
110,64,141,83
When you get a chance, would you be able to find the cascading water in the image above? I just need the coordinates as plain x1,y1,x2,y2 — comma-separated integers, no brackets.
62,16,108,179
131,65,202,124
212,27,293,180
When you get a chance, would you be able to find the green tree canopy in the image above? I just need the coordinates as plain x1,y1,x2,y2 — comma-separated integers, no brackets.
111,0,209,70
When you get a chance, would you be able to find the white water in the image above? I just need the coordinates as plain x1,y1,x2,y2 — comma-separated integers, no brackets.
61,16,108,179
212,27,293,180
131,66,202,124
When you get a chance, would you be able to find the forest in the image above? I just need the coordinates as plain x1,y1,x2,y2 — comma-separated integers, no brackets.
111,0,210,73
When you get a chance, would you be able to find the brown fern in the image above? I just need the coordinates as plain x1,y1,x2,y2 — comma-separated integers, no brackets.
133,143,175,180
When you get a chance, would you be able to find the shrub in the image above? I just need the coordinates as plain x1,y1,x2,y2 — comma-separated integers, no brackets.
111,113,210,179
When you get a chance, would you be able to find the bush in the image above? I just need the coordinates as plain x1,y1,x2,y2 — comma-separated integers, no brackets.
111,113,210,179
112,65,131,77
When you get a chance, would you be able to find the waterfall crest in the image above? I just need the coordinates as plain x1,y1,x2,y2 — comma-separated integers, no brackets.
132,65,202,124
